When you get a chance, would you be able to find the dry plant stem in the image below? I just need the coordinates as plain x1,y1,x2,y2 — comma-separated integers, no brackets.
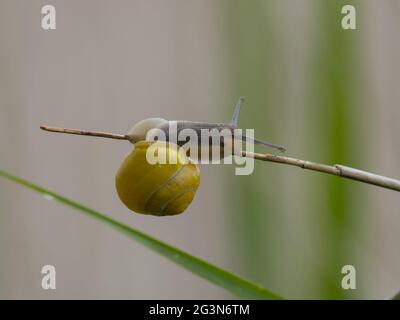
40,126,128,140
40,125,400,193
243,151,400,192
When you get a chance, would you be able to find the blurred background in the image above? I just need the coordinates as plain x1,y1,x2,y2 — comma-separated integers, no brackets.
0,0,399,299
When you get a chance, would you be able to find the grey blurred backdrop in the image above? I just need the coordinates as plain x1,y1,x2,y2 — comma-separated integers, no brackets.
0,0,399,299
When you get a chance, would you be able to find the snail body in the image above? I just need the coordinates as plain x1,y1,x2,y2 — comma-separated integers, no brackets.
125,97,285,160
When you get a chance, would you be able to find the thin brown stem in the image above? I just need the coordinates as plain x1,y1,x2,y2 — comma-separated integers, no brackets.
243,151,400,192
40,125,128,140
40,125,400,193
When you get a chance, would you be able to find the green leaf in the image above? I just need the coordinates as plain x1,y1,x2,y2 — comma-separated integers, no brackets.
0,169,283,300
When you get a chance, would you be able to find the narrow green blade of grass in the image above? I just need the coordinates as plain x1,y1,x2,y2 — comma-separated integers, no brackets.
392,290,400,300
0,169,283,300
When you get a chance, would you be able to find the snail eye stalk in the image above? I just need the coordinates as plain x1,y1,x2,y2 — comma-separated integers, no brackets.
227,97,286,153
230,96,245,127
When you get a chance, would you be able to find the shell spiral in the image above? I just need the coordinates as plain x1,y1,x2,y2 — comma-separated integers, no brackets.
115,141,200,216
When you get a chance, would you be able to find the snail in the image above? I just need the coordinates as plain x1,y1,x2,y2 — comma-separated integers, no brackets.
40,97,285,216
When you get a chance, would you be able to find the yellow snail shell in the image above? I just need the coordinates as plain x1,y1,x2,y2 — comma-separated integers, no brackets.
115,141,200,216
